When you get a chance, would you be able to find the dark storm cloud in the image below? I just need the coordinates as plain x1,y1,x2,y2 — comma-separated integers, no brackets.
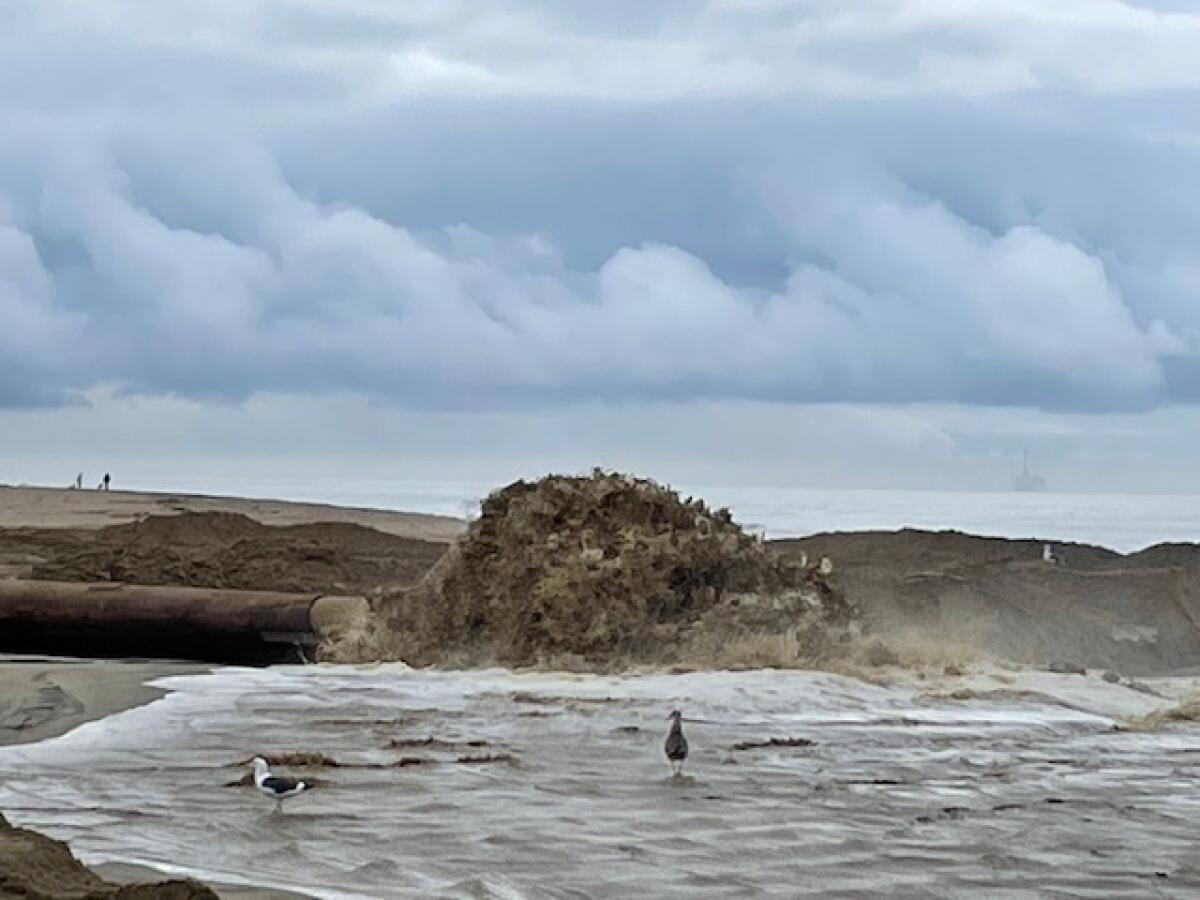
1,1,1198,413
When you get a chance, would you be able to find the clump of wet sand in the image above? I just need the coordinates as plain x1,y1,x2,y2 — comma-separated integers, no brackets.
332,470,855,668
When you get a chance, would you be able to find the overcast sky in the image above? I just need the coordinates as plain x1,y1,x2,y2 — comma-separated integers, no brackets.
3,0,1200,495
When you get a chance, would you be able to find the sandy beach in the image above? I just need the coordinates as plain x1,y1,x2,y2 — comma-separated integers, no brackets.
5,480,1200,896
0,485,465,542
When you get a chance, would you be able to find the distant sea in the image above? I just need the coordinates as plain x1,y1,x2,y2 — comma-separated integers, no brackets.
122,477,1200,554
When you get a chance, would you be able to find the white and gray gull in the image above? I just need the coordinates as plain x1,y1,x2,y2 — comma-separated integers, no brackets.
664,710,689,777
252,757,310,813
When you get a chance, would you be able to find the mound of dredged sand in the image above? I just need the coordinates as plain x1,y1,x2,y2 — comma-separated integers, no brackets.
8,511,444,596
9,480,1200,677
335,471,853,668
778,530,1200,675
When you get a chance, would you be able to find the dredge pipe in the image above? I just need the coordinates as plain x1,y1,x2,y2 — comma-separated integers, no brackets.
0,579,319,635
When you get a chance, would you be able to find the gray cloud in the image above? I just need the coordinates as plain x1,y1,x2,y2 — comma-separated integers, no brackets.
1,1,1198,416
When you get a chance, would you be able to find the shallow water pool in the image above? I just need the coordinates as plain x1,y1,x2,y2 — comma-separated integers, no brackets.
2,665,1200,898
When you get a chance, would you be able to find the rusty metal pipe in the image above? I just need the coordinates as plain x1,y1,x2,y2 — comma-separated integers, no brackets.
0,579,319,636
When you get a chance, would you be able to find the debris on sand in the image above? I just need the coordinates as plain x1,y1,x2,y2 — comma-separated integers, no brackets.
731,737,816,751
233,752,341,768
455,753,519,766
336,470,855,668
388,737,491,750
0,814,218,899
222,744,514,780
501,692,645,713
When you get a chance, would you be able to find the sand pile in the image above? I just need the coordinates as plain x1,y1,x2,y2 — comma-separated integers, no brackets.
25,512,445,595
16,482,1200,675
341,471,853,668
777,530,1200,675
0,814,216,899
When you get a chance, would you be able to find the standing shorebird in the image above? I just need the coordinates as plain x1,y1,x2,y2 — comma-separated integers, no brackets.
251,757,310,814
664,710,689,777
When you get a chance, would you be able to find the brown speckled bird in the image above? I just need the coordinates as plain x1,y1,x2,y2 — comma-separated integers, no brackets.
665,710,688,777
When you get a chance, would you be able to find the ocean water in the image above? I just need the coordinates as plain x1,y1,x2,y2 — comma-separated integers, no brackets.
128,476,1200,554
2,666,1200,898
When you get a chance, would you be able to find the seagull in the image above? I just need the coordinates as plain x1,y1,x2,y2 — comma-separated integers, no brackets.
252,757,310,814
664,710,689,777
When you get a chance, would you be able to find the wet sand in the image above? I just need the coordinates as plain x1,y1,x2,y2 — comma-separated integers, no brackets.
0,655,206,746
0,485,464,542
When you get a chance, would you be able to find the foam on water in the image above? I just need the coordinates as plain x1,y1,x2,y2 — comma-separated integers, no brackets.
4,665,1200,897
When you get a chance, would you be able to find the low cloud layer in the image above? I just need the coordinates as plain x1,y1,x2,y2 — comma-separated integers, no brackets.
2,1,1199,416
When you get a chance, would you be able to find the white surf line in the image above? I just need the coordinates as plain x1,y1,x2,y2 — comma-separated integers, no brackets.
82,853,378,900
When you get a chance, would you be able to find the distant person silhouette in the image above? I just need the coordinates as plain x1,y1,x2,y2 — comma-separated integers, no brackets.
102,473,111,492
73,473,82,490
